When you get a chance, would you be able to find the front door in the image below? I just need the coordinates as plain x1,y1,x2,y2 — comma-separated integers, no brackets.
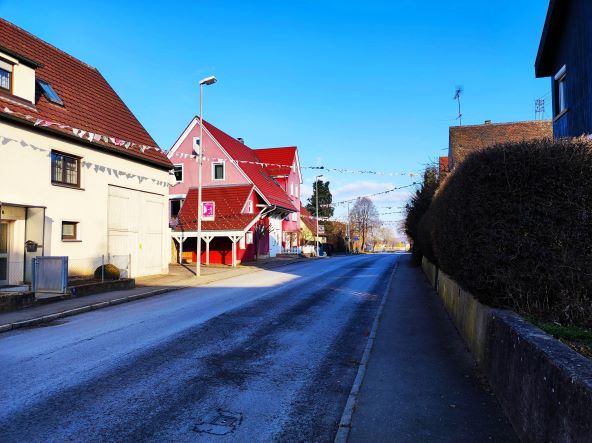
0,222,8,285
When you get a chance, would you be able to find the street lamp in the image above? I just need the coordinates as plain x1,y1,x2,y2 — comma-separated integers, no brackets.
196,75,217,277
315,175,323,257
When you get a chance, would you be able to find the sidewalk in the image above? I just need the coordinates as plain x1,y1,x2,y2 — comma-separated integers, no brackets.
0,256,312,333
344,255,517,442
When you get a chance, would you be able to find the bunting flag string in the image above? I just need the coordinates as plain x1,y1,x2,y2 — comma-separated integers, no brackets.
171,151,296,170
303,165,418,177
1,104,162,154
321,182,419,208
0,134,170,188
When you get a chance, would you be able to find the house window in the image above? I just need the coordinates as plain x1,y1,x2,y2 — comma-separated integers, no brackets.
173,164,183,182
37,79,64,106
61,221,78,240
245,200,253,214
51,151,80,187
554,65,567,116
291,212,298,222
170,199,183,218
213,162,225,180
193,137,201,155
0,59,12,92
246,231,253,245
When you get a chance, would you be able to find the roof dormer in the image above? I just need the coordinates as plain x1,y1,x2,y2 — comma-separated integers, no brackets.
0,46,43,105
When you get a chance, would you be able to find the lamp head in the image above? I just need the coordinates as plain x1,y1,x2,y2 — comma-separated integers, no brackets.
200,76,217,86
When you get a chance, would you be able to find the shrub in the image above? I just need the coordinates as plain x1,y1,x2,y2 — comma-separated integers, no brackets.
94,264,121,281
431,138,592,328
404,165,439,265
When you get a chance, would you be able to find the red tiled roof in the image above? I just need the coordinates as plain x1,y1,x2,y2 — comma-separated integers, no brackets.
300,204,319,234
202,120,297,211
0,18,172,169
176,185,259,231
254,147,297,176
448,120,552,170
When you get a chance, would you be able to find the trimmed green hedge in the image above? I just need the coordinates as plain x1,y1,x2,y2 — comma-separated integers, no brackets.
431,138,592,328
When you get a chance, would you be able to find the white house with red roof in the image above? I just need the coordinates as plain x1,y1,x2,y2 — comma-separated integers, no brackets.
167,116,301,265
0,18,173,285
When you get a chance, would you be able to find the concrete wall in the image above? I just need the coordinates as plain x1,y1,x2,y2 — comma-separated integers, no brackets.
422,260,592,442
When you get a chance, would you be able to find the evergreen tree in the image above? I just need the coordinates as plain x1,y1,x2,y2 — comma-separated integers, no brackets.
306,179,334,218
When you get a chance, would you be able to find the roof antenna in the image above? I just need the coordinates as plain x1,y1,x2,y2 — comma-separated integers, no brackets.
454,86,463,126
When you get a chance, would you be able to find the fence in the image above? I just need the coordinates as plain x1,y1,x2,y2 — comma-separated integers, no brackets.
280,246,302,255
68,254,131,281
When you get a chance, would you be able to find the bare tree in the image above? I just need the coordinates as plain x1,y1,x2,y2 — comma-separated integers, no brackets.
350,197,380,251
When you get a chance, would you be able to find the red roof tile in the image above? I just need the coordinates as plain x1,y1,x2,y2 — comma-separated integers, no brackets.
449,120,552,170
300,204,319,234
254,147,297,176
202,120,297,211
0,18,171,169
176,185,259,231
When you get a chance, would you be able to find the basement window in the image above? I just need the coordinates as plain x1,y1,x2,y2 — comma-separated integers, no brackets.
37,79,64,106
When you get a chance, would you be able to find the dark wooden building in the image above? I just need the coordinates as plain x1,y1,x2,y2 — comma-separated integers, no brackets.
536,0,592,138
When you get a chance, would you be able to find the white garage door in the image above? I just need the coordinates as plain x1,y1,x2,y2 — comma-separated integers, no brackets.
108,186,164,277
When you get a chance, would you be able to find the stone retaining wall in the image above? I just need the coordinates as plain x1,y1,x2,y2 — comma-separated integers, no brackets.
422,260,592,442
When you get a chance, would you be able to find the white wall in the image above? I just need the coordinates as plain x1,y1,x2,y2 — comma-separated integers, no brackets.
0,120,171,280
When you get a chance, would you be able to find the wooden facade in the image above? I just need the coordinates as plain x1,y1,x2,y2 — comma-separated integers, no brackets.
536,0,592,138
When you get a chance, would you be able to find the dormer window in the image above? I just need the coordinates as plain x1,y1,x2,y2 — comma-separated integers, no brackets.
0,60,12,92
37,79,64,106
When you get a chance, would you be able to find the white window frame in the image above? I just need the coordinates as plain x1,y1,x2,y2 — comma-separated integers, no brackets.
173,164,184,183
212,161,225,181
554,65,567,117
246,231,253,245
245,200,253,214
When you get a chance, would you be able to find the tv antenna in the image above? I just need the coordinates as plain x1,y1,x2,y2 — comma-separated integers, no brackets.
454,86,463,126
535,98,545,120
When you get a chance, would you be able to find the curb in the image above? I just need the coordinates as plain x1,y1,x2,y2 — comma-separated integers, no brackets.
0,286,185,334
0,256,321,334
334,257,400,443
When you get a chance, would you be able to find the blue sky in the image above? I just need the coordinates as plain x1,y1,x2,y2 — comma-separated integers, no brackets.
2,0,551,230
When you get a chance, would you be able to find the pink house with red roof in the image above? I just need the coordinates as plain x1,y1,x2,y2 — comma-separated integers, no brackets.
167,117,302,265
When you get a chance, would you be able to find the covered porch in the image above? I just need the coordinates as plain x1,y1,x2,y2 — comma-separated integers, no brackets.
0,202,46,286
171,230,250,268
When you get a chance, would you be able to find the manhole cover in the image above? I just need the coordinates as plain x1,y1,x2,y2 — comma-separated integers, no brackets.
194,409,243,435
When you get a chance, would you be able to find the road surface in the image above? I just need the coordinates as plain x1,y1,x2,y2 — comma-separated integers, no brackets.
0,254,397,442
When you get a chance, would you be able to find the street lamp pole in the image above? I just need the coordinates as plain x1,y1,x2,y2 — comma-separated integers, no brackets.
196,75,217,277
315,175,323,257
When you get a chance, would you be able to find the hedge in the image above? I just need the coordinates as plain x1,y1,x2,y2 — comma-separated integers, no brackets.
431,138,592,328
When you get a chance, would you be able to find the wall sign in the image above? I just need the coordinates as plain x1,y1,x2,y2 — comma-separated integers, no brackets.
202,201,215,221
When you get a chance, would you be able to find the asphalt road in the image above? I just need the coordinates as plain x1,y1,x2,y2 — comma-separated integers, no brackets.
0,254,398,442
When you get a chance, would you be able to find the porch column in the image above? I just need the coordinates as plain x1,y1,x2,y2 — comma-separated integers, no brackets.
228,235,241,267
203,235,214,266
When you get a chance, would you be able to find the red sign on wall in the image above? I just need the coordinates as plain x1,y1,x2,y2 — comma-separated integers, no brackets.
202,201,215,220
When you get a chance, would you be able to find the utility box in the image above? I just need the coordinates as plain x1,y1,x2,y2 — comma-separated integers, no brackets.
32,256,68,299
